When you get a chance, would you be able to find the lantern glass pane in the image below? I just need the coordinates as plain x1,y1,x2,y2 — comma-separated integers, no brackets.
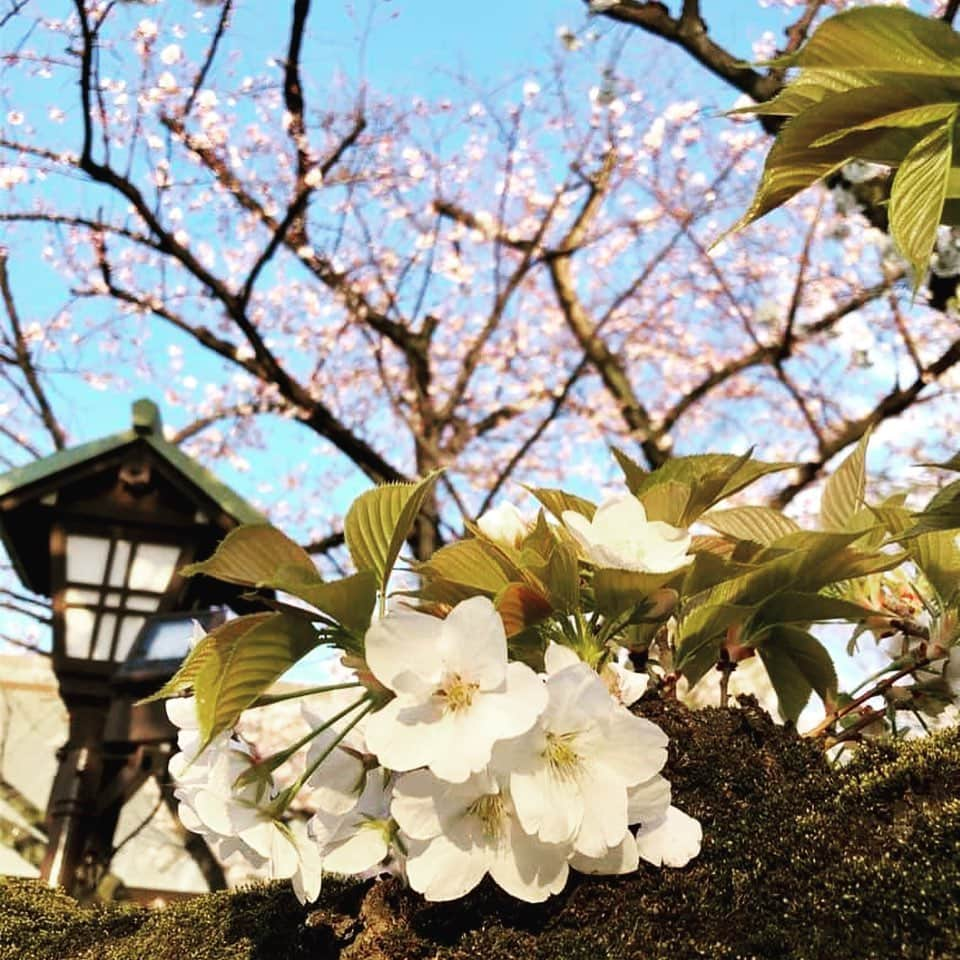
105,592,122,607
91,614,116,660
126,594,160,612
115,616,145,662
128,544,181,593
138,618,195,662
65,535,110,585
64,587,99,606
64,607,95,658
108,540,132,587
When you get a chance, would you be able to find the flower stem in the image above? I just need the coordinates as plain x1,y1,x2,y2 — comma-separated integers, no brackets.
250,681,362,708
283,698,375,807
234,692,371,789
806,655,932,740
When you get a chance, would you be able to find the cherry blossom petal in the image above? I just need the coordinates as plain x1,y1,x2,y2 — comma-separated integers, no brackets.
570,830,639,875
438,594,508,690
544,641,580,675
364,608,444,697
635,804,702,868
405,835,489,901
627,775,671,824
321,824,389,875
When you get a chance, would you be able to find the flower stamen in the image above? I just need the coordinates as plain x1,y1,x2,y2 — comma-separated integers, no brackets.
544,731,581,778
440,673,480,712
466,793,506,840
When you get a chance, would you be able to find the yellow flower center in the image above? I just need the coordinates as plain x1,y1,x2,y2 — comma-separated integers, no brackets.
467,793,505,840
440,673,480,713
544,731,581,778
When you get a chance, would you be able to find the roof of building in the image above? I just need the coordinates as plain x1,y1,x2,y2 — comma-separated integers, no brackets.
0,399,266,526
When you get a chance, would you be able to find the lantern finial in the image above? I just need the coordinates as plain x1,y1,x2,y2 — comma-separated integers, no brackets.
132,398,162,437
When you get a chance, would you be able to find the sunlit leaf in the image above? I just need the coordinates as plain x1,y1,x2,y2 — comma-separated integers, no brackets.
181,525,315,586
525,487,596,522
592,568,678,621
765,7,960,76
889,116,956,284
702,506,801,545
416,538,516,595
344,472,441,594
194,612,320,745
138,614,273,704
821,432,871,531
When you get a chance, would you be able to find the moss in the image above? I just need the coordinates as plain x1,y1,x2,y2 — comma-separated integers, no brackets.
4,700,960,960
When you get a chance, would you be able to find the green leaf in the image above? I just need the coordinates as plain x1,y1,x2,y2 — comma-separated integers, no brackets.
920,452,960,472
752,591,870,629
639,482,691,526
416,538,516,595
194,612,320,745
874,504,960,603
726,84,952,240
264,567,377,635
611,447,647,494
702,506,801,545
537,541,581,613
592,569,678,622
767,7,960,77
181,525,316,587
757,628,837,723
889,115,956,285
811,101,958,147
138,614,273,704
344,472,441,594
525,487,596,523
630,452,795,523
821,432,871,531
676,602,755,684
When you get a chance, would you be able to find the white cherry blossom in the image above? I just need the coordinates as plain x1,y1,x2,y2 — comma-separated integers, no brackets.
363,596,547,782
310,768,394,876
477,501,530,548
562,495,692,573
495,662,669,858
392,769,570,902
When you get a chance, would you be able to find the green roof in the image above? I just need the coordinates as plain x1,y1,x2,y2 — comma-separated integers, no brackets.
0,399,266,525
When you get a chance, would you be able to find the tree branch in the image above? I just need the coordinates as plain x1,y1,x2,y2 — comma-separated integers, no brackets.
0,253,67,450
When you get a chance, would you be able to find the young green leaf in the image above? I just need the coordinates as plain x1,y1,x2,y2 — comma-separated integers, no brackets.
344,471,441,595
194,612,320,746
592,568,678,622
525,487,596,523
765,7,960,77
702,506,801,545
821,432,871,531
180,524,316,586
416,538,516,595
889,115,956,285
757,628,837,723
263,567,377,635
610,446,647,494
137,613,273,704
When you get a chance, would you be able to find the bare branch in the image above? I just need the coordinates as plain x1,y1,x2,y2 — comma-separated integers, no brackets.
302,531,345,555
0,254,67,450
182,0,233,117
773,335,960,507
587,1,781,106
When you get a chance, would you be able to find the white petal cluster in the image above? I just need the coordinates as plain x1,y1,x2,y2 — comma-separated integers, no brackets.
166,596,700,905
562,495,693,573
166,698,323,904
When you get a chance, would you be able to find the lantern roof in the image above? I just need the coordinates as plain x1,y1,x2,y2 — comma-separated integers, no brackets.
0,399,267,595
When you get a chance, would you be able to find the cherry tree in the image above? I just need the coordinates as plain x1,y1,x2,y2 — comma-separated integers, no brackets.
0,0,957,583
